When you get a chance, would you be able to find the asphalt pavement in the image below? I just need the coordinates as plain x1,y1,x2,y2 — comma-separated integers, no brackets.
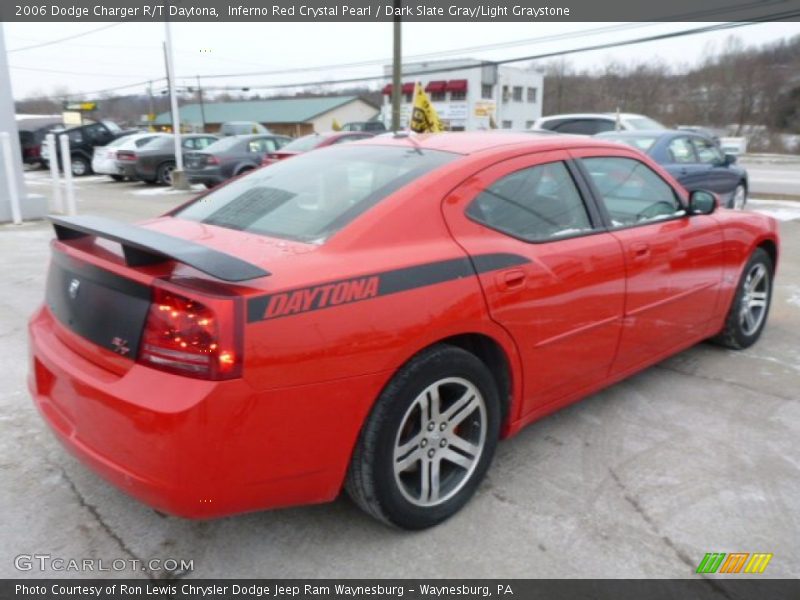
0,170,798,579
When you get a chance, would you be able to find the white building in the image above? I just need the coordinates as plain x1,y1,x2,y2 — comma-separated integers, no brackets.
380,58,544,131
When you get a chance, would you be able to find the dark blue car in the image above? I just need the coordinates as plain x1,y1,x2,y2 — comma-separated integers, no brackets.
596,130,748,209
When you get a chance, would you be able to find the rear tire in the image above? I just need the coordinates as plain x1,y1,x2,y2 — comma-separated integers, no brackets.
110,174,124,182
157,162,176,186
203,182,217,189
712,247,773,349
346,345,501,530
729,183,747,210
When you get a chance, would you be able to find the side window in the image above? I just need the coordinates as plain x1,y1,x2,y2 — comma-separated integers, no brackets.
466,161,593,242
581,157,683,227
182,138,196,149
593,120,616,134
68,129,83,144
199,137,216,149
84,124,108,142
691,138,723,164
263,139,277,152
668,137,696,163
248,139,267,153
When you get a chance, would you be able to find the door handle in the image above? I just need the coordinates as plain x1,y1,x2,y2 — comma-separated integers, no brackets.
631,242,650,261
497,269,526,290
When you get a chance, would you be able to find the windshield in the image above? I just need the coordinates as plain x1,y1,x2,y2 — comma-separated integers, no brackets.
102,120,122,133
624,117,665,130
175,145,457,243
598,134,658,152
280,134,325,153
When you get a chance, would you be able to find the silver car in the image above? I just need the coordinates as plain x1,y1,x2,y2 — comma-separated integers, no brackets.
91,133,164,181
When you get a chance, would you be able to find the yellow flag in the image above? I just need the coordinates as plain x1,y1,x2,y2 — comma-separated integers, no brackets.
410,82,444,133
332,118,343,131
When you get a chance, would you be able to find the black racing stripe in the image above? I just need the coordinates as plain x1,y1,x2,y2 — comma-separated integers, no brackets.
246,253,530,323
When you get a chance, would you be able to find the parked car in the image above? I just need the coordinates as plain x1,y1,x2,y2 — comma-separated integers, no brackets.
91,133,164,181
219,121,270,136
116,133,219,185
532,113,666,136
42,120,139,176
30,133,778,529
17,116,63,167
184,134,291,187
261,131,374,166
596,130,749,209
341,121,387,133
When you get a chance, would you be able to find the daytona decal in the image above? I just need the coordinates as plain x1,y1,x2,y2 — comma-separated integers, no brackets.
246,253,529,322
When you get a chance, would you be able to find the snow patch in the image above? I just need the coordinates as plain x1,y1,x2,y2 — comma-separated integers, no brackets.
748,199,800,222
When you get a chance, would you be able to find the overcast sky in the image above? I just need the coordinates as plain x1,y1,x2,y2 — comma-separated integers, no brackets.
4,21,800,100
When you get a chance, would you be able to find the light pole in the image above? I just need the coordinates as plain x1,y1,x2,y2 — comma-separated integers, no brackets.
164,20,188,189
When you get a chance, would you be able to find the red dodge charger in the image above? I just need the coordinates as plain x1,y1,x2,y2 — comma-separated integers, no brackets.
28,133,779,529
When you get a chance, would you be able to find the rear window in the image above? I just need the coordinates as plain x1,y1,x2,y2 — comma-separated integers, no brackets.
204,137,244,153
597,134,658,151
280,134,325,152
624,116,665,130
175,145,456,243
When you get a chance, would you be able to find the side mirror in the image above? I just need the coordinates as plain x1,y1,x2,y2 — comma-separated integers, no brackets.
688,190,717,215
723,153,737,166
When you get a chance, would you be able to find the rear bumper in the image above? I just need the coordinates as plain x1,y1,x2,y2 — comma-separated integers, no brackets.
116,163,138,179
186,168,225,185
28,306,387,518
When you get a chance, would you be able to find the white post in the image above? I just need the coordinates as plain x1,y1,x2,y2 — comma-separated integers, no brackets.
46,133,64,213
164,21,187,189
0,132,22,224
59,133,77,216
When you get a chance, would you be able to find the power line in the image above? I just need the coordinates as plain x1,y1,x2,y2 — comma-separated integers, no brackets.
7,23,123,53
9,65,155,78
198,16,798,93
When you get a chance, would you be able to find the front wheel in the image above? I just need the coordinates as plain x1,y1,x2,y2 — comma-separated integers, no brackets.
712,247,773,349
346,345,500,530
70,156,91,177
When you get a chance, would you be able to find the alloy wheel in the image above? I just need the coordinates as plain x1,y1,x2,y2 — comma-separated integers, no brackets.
393,377,487,507
739,263,769,336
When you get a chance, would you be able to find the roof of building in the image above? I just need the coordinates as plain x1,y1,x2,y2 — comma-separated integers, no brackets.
154,96,370,126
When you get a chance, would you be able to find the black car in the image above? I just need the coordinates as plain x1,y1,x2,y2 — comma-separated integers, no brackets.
43,120,139,176
596,130,749,209
17,116,63,167
116,134,219,185
184,134,291,188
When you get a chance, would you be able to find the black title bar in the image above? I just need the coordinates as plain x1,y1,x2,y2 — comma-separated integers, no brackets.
4,0,800,22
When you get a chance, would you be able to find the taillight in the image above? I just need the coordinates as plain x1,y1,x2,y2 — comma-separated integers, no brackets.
117,151,137,161
138,287,242,380
205,155,219,165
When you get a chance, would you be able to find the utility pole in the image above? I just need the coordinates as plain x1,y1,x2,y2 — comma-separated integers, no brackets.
390,0,402,132
147,80,155,130
163,20,187,189
197,75,207,133
162,43,173,129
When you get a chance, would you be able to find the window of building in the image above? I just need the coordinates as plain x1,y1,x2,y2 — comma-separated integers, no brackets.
525,120,535,129
502,86,510,103
404,93,413,103
501,120,513,129
580,157,683,227
512,86,523,102
430,91,445,101
450,90,466,101
527,87,538,103
466,161,593,242
481,84,494,99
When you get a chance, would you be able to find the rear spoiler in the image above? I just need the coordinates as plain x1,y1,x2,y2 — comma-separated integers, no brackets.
50,215,270,282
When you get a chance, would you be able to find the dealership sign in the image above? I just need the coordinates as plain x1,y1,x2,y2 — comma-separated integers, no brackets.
62,101,97,112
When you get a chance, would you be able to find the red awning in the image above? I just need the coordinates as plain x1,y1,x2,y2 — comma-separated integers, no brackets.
381,84,393,95
425,81,447,93
446,79,468,93
401,82,416,94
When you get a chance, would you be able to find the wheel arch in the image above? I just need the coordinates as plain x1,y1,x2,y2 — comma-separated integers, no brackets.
757,237,778,272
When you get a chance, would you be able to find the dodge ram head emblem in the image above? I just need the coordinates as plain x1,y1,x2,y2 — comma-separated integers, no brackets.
68,278,80,299
110,337,130,356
